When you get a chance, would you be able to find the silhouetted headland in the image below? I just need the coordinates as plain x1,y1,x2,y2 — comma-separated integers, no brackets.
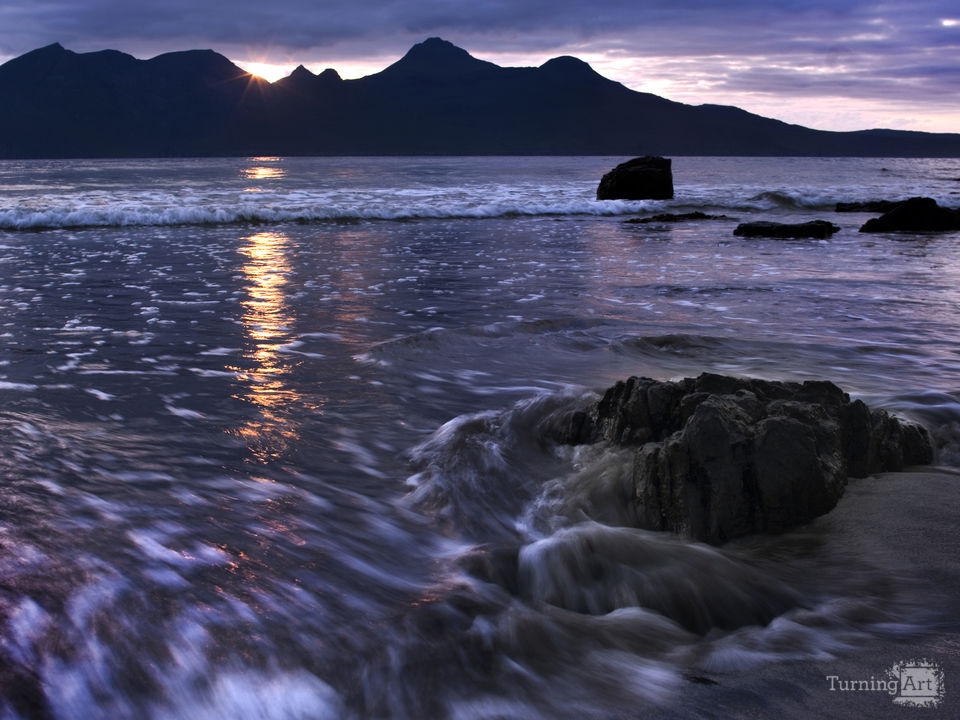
1,37,959,158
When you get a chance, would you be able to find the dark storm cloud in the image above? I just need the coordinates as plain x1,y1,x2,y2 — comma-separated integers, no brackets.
0,0,957,113
0,0,950,52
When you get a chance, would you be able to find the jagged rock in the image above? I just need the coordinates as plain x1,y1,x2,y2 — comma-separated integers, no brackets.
624,211,729,224
597,157,674,200
733,220,840,239
835,200,902,213
561,373,932,544
859,196,960,232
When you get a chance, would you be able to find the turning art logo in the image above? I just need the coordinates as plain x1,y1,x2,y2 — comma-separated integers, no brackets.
825,658,945,708
890,659,945,708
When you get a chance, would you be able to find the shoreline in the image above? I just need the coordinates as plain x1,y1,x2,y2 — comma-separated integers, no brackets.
669,468,960,719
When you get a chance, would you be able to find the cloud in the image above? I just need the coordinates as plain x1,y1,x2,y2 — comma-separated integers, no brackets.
0,0,953,55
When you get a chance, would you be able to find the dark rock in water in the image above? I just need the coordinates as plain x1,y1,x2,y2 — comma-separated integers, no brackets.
517,523,799,633
597,157,674,200
733,220,840,239
859,196,960,232
456,544,520,595
624,211,728,224
560,373,932,544
835,200,902,213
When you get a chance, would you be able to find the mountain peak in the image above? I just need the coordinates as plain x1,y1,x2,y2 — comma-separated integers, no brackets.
380,37,494,78
147,48,250,82
540,55,593,72
275,65,341,93
0,42,71,77
403,37,473,62
537,55,610,86
15,42,70,62
290,64,315,80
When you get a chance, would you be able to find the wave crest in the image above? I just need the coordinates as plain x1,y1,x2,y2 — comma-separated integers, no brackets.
0,199,647,230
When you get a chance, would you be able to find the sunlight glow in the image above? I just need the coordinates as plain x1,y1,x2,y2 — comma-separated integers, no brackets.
244,166,286,180
243,157,286,188
941,18,959,27
231,230,305,464
233,56,389,83
236,60,296,82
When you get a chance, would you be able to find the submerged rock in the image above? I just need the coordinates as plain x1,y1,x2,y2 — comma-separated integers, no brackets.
558,373,932,544
859,196,960,232
733,220,840,239
596,156,673,200
835,200,902,213
517,523,798,633
624,211,728,224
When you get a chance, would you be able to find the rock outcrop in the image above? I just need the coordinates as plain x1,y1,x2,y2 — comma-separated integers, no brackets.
859,196,960,232
733,220,840,239
597,157,674,200
556,373,932,544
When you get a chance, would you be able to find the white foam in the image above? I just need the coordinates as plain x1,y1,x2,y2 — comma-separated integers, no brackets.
0,380,38,391
166,405,207,419
0,193,649,230
155,669,346,720
85,388,115,401
298,332,344,340
189,368,241,378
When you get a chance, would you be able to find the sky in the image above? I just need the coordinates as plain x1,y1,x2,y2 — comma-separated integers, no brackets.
0,0,957,133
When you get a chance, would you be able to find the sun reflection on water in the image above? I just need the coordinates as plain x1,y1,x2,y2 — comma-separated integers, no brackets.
243,157,287,182
229,231,312,465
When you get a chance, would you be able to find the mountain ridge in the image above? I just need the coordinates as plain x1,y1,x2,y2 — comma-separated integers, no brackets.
0,37,957,158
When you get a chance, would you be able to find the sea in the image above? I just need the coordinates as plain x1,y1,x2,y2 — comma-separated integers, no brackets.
0,155,959,719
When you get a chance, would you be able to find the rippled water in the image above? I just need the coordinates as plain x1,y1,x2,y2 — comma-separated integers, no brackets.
1,156,960,718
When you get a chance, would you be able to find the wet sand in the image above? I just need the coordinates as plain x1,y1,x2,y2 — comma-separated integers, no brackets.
667,468,960,719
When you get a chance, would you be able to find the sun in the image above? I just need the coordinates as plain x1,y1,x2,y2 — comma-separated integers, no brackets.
234,60,297,83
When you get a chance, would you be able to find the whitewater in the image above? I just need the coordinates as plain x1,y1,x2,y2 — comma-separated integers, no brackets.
0,156,956,230
0,155,959,719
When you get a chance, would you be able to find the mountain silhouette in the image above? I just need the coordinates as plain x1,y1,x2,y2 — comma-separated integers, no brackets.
0,37,958,158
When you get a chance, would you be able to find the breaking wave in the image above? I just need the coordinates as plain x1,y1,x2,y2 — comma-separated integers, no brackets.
0,198,647,230
0,188,900,230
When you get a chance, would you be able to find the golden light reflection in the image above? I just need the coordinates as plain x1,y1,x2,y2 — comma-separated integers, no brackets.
229,231,312,464
243,164,287,181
